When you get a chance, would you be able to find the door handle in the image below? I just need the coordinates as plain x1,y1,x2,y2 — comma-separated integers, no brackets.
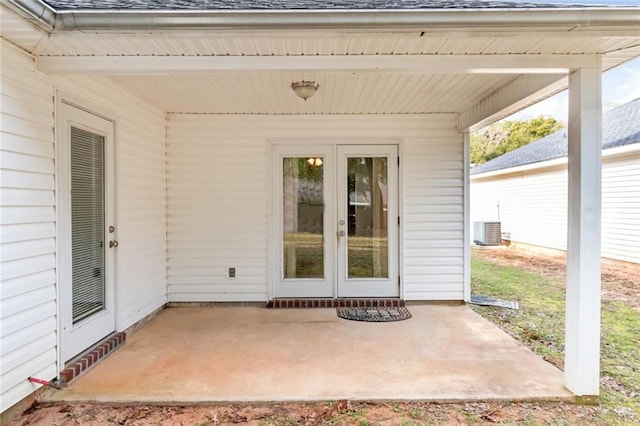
109,240,119,248
338,230,345,237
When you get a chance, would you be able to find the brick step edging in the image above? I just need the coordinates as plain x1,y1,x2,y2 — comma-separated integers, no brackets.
59,332,126,385
267,299,405,308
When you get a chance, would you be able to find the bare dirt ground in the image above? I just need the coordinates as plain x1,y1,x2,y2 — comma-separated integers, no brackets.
9,400,605,426
7,246,638,425
473,245,640,310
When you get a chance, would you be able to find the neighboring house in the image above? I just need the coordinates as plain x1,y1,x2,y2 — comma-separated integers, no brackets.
1,0,638,414
471,99,640,264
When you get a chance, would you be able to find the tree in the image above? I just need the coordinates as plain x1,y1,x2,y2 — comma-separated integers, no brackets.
471,116,564,165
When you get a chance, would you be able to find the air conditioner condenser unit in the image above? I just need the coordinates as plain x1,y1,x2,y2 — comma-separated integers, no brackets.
473,221,501,246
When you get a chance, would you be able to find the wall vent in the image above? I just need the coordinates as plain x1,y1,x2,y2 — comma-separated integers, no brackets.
473,221,501,246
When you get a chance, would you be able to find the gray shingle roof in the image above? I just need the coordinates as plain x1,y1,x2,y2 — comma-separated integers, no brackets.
42,0,613,11
471,98,640,175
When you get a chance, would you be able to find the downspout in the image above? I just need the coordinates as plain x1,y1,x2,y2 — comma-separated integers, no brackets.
3,0,56,32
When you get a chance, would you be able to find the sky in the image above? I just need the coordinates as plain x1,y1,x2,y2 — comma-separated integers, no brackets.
507,57,640,123
506,1,640,122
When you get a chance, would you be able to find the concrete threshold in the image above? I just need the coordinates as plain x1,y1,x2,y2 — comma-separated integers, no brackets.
42,305,573,404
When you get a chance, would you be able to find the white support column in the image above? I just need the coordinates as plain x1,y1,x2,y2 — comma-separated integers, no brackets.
463,132,471,302
565,64,602,396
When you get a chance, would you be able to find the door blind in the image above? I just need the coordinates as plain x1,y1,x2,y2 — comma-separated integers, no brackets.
71,126,106,324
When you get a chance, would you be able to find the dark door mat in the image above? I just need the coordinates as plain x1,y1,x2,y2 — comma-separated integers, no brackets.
470,294,519,310
337,306,412,322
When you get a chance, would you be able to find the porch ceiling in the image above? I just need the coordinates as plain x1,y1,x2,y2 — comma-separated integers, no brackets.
3,4,639,118
35,34,640,60
39,34,640,116
111,73,518,115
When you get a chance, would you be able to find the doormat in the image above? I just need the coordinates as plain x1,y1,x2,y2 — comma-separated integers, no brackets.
337,306,412,322
470,294,519,310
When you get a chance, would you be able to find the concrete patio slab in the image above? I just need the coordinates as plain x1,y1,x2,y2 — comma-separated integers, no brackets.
43,305,573,404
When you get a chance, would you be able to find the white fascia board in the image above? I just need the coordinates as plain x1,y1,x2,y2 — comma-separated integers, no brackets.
470,157,568,181
458,74,568,132
2,0,56,31
36,53,600,75
602,142,640,159
470,142,640,181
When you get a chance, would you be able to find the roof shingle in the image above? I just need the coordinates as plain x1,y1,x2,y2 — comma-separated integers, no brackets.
42,0,613,11
471,98,640,175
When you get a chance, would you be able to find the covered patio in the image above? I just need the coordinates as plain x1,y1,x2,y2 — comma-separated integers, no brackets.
42,305,571,404
2,0,640,415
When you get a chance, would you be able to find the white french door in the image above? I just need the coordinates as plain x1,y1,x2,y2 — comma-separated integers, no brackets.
336,145,399,297
273,144,398,298
58,101,116,362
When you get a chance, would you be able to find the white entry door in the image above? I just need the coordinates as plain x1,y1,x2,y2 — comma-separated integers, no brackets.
58,102,116,362
273,145,398,298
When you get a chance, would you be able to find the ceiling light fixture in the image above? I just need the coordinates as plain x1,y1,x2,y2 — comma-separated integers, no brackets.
307,157,323,167
291,81,319,101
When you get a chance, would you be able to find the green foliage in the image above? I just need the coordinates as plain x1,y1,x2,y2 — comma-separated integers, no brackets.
471,116,564,165
284,157,323,183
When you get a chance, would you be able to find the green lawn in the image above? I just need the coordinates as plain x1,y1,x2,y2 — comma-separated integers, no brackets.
284,233,388,278
471,252,640,425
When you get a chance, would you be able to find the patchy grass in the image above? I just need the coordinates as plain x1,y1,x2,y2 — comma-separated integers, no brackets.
471,250,640,425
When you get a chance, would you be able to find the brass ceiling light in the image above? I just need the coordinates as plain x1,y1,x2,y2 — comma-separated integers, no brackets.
291,81,319,101
307,157,323,167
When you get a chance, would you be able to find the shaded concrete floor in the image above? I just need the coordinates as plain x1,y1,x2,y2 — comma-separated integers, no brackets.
43,305,573,403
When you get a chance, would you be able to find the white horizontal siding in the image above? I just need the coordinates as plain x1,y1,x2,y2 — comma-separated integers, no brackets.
471,167,569,251
51,74,168,330
601,152,640,264
167,114,464,302
0,42,57,413
403,119,465,300
166,119,268,302
1,40,168,414
471,150,640,264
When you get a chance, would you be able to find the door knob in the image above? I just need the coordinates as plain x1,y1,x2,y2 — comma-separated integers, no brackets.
338,230,345,237
109,240,119,248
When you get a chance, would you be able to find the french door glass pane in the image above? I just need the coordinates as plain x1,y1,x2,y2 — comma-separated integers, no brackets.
71,127,106,323
283,157,324,279
347,157,388,278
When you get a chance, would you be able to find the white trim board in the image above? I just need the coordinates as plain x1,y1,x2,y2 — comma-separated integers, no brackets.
37,54,600,75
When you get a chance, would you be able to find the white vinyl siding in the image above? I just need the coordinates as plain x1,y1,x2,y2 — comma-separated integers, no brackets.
403,117,465,300
1,41,168,413
167,114,464,301
471,150,640,264
601,152,640,264
1,42,57,412
471,167,568,251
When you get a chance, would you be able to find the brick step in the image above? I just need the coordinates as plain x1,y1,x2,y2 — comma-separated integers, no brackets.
59,332,126,385
267,298,405,309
